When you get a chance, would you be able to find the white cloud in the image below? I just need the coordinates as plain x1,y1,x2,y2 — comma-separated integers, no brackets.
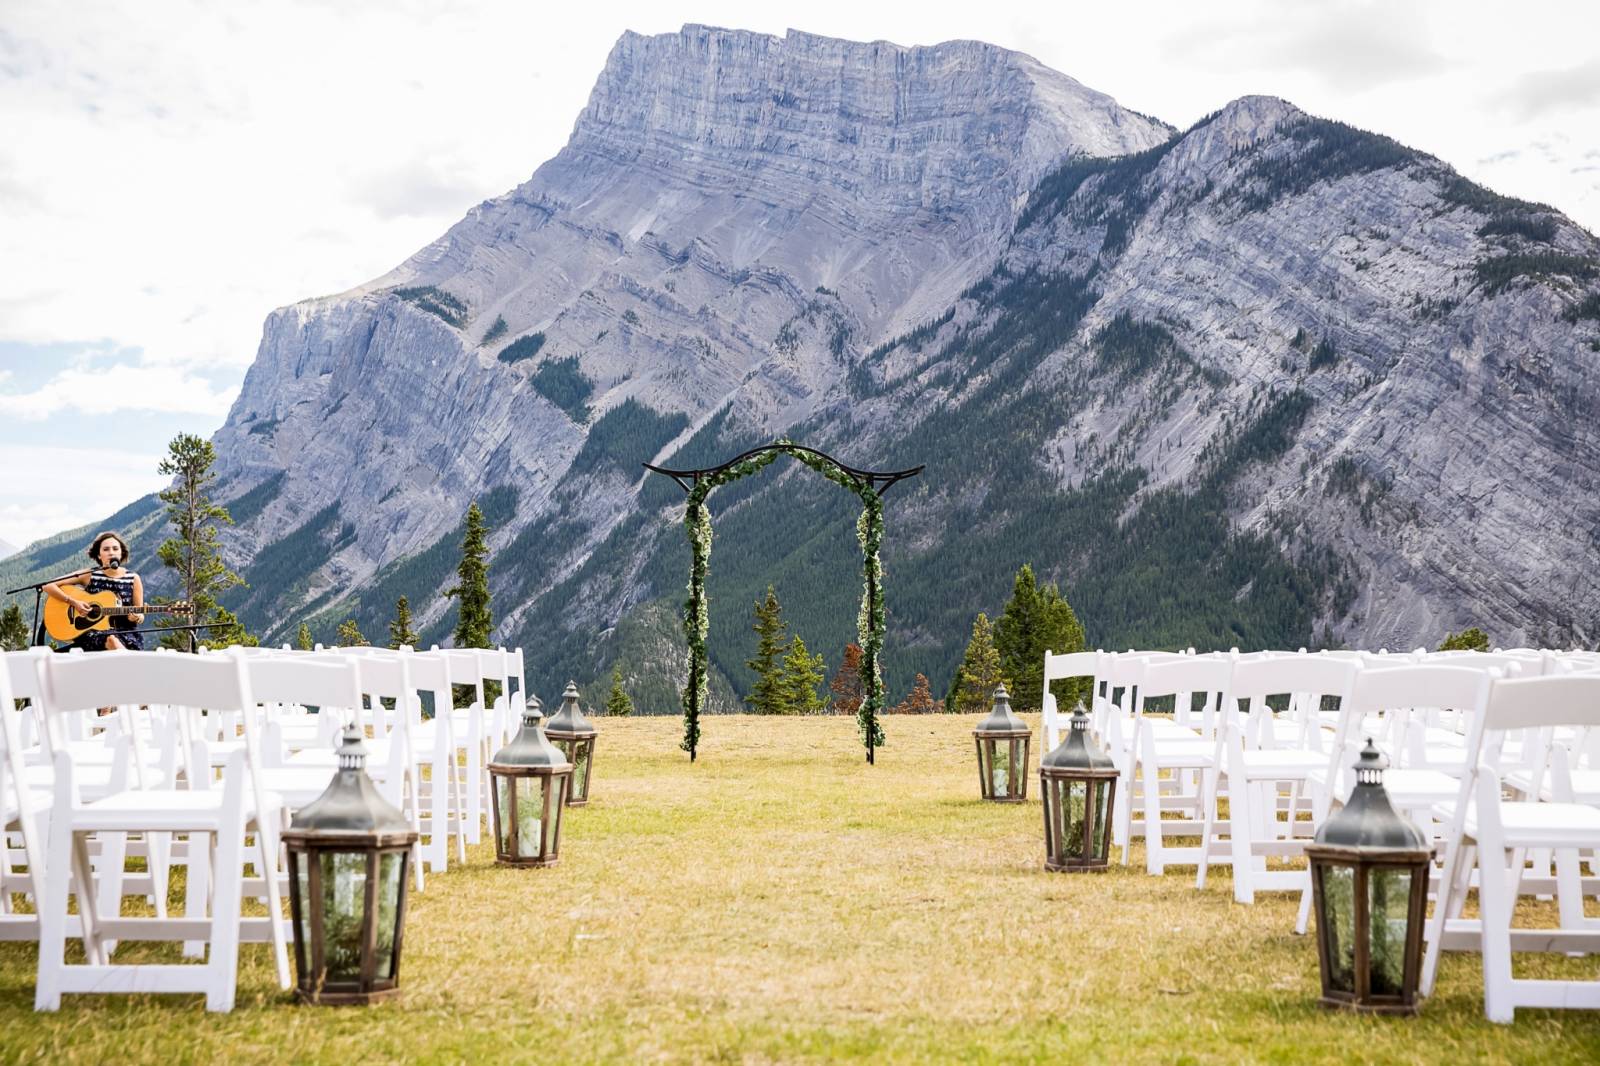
0,363,237,420
0,444,171,549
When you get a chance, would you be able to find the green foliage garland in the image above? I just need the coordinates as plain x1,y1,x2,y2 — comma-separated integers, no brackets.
676,440,890,761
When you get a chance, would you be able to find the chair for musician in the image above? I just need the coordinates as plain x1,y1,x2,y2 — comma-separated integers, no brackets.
33,649,289,1012
1421,672,1600,1022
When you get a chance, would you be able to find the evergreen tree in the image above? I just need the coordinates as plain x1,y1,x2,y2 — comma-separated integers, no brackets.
0,603,29,651
605,664,634,717
994,564,1089,712
296,622,314,651
388,595,419,650
446,501,492,648
1040,583,1090,710
954,612,1008,715
1439,626,1490,653
336,618,369,647
744,586,787,714
890,673,936,715
994,564,1045,711
156,432,251,649
778,634,826,714
828,643,864,717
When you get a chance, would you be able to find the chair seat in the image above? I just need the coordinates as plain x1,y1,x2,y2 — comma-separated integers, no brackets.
1461,801,1600,848
1235,748,1327,778
1311,766,1460,805
256,767,345,808
72,789,282,832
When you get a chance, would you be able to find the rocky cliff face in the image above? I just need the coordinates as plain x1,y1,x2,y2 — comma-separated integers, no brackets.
136,27,1597,698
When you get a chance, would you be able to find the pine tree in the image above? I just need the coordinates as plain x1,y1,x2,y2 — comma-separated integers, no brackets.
336,618,369,647
890,673,936,715
778,634,826,714
296,622,314,651
744,586,787,714
1040,583,1090,710
445,501,492,648
993,564,1089,713
156,432,252,649
828,643,864,717
1439,626,1490,653
388,595,419,650
0,603,29,651
954,612,1007,714
994,564,1045,711
605,664,634,716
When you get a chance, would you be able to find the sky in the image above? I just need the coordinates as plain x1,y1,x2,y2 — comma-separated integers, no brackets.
2,0,1597,549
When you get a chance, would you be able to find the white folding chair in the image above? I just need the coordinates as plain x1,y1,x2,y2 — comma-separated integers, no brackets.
34,649,289,1013
1042,650,1101,750
1123,656,1233,874
1196,654,1360,903
1422,672,1600,1022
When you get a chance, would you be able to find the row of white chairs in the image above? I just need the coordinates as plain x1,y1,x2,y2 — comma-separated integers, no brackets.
0,641,527,1012
1040,645,1600,1023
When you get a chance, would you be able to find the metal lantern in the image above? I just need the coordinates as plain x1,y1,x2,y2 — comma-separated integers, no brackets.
282,723,419,1005
544,680,598,806
1039,704,1118,871
973,683,1031,802
488,696,573,867
1306,739,1433,1015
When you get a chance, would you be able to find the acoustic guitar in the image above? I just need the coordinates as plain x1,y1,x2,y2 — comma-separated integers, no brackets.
43,591,194,642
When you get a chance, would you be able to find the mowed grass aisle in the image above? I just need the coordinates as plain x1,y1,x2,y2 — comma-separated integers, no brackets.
3,714,1599,1064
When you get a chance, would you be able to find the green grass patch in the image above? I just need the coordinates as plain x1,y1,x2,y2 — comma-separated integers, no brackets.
2,716,1597,1063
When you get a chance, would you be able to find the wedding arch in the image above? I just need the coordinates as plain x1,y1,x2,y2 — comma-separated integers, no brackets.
644,441,923,763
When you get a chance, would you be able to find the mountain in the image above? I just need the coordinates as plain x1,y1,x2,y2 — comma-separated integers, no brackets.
10,27,1597,707
0,537,18,562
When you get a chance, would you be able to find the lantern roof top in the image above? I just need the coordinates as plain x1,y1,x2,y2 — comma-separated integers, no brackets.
1312,740,1430,852
491,699,573,771
974,683,1029,736
286,723,416,840
545,680,597,738
1041,705,1116,772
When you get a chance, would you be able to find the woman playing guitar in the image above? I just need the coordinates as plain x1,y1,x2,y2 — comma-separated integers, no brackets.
43,531,145,651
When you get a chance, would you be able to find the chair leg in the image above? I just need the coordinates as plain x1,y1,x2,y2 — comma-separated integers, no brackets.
1141,760,1164,875
95,830,128,955
34,818,78,1010
1477,834,1516,1024
184,831,212,958
1195,766,1218,891
1230,773,1256,905
207,822,244,1013
253,812,291,991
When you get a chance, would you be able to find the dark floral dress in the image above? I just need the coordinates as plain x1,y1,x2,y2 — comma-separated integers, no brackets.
71,571,144,651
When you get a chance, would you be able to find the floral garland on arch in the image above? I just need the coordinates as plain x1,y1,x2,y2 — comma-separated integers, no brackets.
672,439,896,762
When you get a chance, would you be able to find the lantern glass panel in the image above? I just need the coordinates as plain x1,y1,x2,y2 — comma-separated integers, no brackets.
318,852,371,981
514,779,546,859
1369,867,1413,997
1064,781,1087,858
495,777,514,855
991,741,1012,798
1319,862,1357,994
1089,782,1110,861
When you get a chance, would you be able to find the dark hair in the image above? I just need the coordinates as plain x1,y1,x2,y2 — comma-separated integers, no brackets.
87,531,130,565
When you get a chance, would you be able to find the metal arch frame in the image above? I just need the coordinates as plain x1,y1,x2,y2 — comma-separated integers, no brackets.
643,443,924,496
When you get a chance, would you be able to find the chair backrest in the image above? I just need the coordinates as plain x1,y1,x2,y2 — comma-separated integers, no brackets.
1137,656,1233,702
244,656,363,717
1229,654,1360,702
45,650,253,714
1482,674,1600,733
1042,650,1100,747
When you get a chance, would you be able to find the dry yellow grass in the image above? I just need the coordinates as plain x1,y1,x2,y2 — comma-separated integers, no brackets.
2,713,1599,1064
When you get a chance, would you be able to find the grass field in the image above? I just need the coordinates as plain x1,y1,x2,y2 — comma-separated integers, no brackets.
2,713,1598,1064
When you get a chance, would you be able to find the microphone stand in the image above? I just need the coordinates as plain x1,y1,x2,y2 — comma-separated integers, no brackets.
4,565,104,649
